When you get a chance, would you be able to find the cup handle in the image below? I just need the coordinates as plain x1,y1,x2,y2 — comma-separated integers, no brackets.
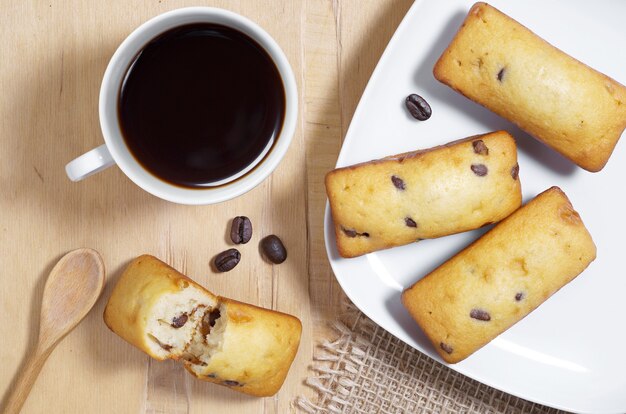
65,144,115,182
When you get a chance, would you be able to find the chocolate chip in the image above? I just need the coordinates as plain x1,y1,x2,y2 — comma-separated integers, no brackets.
230,216,252,244
405,94,432,120
497,67,505,82
208,309,220,327
471,164,488,176
181,353,204,365
472,140,489,155
391,175,406,190
223,380,243,387
511,163,519,180
200,308,221,337
171,314,188,328
149,334,173,351
515,292,525,301
207,373,217,379
343,228,357,238
342,227,369,238
214,248,241,272
260,235,288,264
470,308,491,321
440,342,453,354
405,217,417,228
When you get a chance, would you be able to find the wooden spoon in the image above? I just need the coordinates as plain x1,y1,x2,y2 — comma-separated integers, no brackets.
3,248,105,414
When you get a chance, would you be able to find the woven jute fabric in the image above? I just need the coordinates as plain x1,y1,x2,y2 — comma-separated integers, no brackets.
296,303,569,414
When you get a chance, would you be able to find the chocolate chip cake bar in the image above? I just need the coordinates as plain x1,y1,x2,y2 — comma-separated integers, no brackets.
104,255,302,396
434,2,626,172
325,131,522,258
402,187,596,363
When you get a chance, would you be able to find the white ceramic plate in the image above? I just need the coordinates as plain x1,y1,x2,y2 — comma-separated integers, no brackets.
324,1,626,412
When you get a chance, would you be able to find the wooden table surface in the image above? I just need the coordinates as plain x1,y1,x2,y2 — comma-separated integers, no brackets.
0,0,414,412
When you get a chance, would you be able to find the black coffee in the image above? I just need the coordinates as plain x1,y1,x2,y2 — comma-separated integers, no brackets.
118,23,285,188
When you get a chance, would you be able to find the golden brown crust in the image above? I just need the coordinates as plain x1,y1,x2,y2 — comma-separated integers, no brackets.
186,297,302,397
434,2,626,172
103,255,302,396
103,255,212,360
402,187,597,363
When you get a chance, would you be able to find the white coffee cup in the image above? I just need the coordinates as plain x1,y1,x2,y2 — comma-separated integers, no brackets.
65,7,297,205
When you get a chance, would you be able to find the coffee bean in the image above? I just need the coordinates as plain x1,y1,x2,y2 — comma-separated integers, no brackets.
223,380,243,387
405,94,432,120
261,235,287,264
440,342,453,354
214,248,241,272
471,164,488,176
470,308,491,321
405,217,417,228
515,292,525,301
511,163,519,180
391,175,406,190
472,140,489,155
171,314,188,328
230,216,253,244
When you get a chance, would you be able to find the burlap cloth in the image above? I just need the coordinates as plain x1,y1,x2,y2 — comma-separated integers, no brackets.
296,303,569,414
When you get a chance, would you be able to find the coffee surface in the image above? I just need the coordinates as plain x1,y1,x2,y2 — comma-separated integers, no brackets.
118,23,285,188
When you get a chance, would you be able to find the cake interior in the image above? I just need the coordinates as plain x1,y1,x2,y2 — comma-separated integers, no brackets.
145,284,226,367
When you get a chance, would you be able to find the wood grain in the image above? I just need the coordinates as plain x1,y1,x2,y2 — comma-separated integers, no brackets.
0,0,412,413
3,249,105,414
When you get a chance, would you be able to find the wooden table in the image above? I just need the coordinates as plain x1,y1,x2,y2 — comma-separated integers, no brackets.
0,1,413,412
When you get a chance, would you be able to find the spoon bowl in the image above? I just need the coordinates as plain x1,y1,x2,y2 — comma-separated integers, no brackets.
3,248,105,414
38,249,105,349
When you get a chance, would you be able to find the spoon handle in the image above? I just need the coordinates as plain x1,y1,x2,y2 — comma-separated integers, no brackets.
4,347,53,414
